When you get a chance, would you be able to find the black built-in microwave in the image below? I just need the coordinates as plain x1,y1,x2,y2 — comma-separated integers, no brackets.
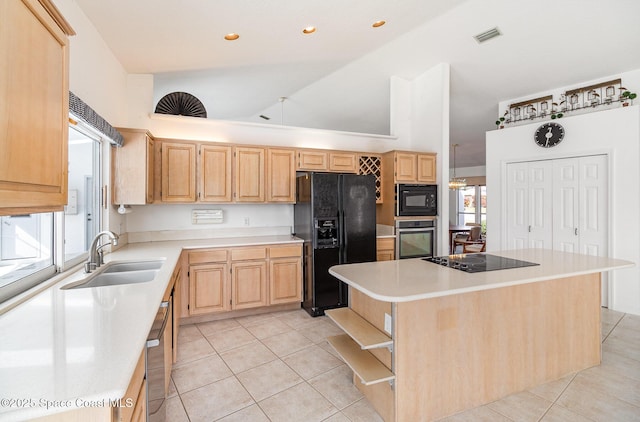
396,184,437,216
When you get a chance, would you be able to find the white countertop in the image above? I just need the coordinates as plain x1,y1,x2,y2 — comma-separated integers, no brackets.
329,249,634,303
0,235,301,421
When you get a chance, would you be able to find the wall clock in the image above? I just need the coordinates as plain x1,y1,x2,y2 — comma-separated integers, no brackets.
534,122,565,148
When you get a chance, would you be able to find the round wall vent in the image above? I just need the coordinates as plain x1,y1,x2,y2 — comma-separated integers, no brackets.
155,92,207,118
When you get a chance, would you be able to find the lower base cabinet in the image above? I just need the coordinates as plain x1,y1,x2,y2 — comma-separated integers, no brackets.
376,237,395,261
269,257,302,304
113,349,146,422
189,263,230,314
186,242,302,317
232,260,268,309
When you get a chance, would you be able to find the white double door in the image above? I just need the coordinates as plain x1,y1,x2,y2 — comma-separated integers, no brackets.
506,155,608,256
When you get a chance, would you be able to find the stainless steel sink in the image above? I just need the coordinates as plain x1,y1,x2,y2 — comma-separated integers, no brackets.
103,260,164,273
62,260,164,290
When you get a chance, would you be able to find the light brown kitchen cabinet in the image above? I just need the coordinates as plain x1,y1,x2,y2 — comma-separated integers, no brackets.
329,152,358,173
378,150,438,225
297,150,328,171
297,149,358,173
376,237,395,261
388,151,437,184
235,147,265,202
231,247,267,309
267,148,296,202
112,129,155,205
232,260,268,309
199,144,232,202
269,244,303,304
161,141,197,202
169,267,181,364
394,152,419,183
0,0,74,215
112,349,146,422
417,153,437,183
162,266,181,386
185,242,302,317
188,249,230,315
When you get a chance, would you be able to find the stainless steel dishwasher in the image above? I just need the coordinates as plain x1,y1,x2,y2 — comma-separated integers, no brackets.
146,301,169,422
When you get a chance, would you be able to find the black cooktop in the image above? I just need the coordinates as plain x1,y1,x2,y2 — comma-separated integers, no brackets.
424,253,539,273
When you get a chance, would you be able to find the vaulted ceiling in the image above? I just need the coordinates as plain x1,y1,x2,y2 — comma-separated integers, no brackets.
74,0,640,167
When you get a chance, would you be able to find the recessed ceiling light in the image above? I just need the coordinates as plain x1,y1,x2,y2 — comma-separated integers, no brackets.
224,33,240,41
302,26,316,34
372,20,386,28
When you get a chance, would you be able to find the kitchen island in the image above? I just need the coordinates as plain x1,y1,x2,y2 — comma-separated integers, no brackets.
326,249,633,422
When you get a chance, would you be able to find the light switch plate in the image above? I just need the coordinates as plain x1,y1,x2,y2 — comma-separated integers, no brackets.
384,313,392,335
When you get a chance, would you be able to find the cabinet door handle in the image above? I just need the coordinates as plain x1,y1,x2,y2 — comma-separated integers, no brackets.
575,228,578,236
528,225,532,233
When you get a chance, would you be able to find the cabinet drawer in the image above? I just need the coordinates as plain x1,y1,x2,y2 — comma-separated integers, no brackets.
189,249,228,264
269,244,302,258
231,247,267,261
376,237,395,250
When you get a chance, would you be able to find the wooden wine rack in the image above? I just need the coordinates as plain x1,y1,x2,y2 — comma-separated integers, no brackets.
358,155,382,204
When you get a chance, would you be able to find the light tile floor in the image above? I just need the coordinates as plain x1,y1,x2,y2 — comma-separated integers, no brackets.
170,307,640,422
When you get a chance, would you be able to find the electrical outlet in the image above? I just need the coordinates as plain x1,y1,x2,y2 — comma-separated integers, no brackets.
244,217,250,226
384,313,392,335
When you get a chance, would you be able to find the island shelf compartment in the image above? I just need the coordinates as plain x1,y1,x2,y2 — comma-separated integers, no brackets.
326,334,395,386
325,307,392,350
327,289,396,421
325,306,395,387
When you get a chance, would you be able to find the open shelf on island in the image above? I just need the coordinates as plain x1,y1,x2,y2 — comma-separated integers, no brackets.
325,307,392,350
327,334,395,386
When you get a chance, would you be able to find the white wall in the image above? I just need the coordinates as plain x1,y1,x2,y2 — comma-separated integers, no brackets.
53,0,128,126
124,204,293,242
486,105,640,315
390,64,451,255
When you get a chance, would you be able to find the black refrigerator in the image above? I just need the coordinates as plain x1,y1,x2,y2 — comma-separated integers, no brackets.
293,172,377,316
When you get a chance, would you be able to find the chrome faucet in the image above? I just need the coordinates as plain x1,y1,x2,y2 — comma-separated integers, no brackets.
85,231,119,273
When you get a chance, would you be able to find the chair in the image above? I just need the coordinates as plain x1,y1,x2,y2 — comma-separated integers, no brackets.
463,239,486,253
461,226,486,253
453,224,481,253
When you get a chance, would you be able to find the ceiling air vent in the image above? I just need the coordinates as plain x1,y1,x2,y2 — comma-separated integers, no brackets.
474,27,501,44
155,92,207,118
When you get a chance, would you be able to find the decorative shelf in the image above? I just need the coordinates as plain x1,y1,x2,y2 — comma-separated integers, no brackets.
325,307,392,350
327,334,395,386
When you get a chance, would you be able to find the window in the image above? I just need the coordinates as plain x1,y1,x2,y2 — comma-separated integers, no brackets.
457,185,486,231
63,125,101,268
0,213,55,301
0,122,102,303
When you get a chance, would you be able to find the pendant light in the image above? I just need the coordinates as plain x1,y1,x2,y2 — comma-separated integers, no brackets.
449,143,467,190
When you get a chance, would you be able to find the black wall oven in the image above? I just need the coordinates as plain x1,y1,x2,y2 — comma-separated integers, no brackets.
396,184,437,216
395,219,436,259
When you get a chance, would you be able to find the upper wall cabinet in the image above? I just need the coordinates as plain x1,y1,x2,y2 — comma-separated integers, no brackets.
112,128,155,205
234,147,265,202
297,150,358,173
267,149,296,203
161,141,197,202
199,145,232,202
0,0,74,215
388,151,437,184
